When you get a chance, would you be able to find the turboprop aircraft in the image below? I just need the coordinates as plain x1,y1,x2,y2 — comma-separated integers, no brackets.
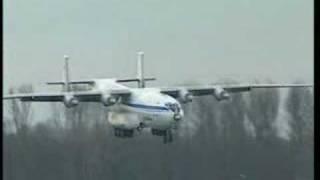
3,52,313,143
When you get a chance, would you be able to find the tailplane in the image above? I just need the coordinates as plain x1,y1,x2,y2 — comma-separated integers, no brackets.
113,51,155,87
46,52,156,89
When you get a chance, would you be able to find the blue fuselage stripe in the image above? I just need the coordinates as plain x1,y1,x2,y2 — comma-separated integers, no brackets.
123,103,169,111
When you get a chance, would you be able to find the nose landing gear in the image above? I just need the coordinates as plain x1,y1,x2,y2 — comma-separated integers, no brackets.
136,122,146,132
173,114,182,121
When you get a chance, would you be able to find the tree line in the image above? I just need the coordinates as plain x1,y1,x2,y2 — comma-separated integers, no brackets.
3,83,314,180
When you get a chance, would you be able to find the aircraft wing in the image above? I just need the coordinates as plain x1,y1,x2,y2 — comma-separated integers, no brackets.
2,89,131,102
222,84,313,92
160,84,313,97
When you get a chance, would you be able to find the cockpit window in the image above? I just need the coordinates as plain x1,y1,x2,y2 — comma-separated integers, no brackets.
165,103,180,113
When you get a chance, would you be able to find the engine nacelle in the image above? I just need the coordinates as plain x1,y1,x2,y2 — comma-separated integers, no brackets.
63,94,79,108
213,87,230,101
101,93,118,106
178,89,193,103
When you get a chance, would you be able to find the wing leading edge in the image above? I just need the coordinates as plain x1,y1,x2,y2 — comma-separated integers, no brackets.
160,84,313,97
3,89,131,102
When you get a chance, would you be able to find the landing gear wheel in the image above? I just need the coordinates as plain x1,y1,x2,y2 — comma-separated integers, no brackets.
163,130,173,144
168,130,173,143
128,130,134,137
114,128,134,138
163,135,167,144
124,130,128,137
124,130,134,137
114,128,119,137
136,122,145,132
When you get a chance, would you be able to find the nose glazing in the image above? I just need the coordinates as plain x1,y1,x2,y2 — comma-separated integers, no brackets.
166,103,180,113
165,102,183,121
173,113,182,121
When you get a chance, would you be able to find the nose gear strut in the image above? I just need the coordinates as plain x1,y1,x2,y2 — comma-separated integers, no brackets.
136,122,145,132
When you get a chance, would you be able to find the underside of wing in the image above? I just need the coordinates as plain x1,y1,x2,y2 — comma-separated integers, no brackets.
160,86,215,97
222,83,313,92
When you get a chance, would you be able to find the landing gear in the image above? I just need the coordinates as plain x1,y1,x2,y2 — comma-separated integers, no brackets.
151,129,167,136
114,128,134,138
163,130,173,144
151,129,173,144
136,122,146,132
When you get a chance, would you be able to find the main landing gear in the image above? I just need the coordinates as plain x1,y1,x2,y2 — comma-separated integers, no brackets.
114,128,134,138
163,130,173,144
151,129,173,144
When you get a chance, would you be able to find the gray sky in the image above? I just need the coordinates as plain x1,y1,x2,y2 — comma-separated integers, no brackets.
4,0,313,89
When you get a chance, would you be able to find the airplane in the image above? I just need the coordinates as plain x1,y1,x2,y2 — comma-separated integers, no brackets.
3,52,313,143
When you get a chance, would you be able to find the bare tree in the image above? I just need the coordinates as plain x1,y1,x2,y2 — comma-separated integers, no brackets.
246,84,280,142
286,87,314,180
3,84,34,179
286,87,313,146
244,80,283,180
6,84,34,134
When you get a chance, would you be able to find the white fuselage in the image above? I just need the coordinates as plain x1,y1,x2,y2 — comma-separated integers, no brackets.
92,79,184,130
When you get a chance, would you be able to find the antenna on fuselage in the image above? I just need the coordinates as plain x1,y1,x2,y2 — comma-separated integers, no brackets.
64,55,71,92
137,51,145,88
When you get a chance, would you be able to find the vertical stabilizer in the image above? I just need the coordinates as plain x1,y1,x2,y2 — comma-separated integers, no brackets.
137,51,145,88
64,55,71,92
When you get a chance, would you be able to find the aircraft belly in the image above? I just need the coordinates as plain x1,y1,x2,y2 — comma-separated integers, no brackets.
148,113,174,130
108,111,140,129
110,104,174,130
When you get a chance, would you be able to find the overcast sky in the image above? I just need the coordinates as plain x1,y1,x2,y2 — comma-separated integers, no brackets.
4,0,313,90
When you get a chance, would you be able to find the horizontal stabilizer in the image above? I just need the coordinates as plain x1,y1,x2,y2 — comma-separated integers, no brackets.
47,80,94,85
116,77,156,83
47,77,156,86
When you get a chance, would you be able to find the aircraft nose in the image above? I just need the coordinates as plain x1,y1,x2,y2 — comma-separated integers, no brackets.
173,109,184,121
166,103,180,113
165,102,183,121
